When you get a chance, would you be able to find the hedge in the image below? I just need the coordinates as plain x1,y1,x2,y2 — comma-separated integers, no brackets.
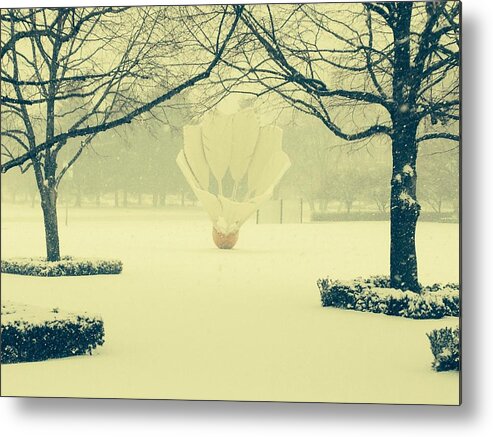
1,301,105,364
311,211,458,223
1,256,122,276
318,276,460,319
427,326,460,371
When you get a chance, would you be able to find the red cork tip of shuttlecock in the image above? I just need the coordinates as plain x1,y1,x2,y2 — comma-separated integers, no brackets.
212,227,239,249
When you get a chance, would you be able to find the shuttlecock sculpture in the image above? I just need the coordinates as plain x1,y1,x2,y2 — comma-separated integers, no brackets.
176,108,291,249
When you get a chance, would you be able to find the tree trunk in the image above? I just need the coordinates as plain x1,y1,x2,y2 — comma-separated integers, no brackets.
123,190,128,208
40,185,61,261
345,200,352,214
390,122,421,292
389,3,421,292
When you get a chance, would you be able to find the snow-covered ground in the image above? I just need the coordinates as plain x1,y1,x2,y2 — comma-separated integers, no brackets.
0,204,459,404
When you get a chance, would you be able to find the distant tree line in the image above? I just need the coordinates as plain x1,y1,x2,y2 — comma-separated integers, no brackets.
279,112,458,218
1,106,194,208
3,107,459,219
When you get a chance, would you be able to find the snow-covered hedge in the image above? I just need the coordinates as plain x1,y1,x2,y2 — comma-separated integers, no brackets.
317,276,460,319
1,301,105,364
312,211,388,222
311,211,458,223
427,326,460,371
1,256,122,276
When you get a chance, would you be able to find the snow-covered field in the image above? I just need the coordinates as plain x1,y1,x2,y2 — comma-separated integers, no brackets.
0,204,459,404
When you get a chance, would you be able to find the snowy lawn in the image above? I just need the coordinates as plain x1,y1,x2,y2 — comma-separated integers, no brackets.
0,204,459,404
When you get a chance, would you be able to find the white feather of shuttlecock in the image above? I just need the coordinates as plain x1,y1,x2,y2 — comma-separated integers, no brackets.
176,108,291,235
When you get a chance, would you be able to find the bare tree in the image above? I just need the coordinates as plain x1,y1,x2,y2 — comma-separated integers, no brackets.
1,6,242,261
223,1,459,291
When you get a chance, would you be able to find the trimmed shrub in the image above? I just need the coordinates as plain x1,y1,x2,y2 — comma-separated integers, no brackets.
1,256,122,276
318,276,459,319
1,301,105,364
427,326,460,371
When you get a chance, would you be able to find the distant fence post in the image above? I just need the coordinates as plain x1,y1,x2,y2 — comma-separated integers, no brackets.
256,209,259,224
300,198,303,224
